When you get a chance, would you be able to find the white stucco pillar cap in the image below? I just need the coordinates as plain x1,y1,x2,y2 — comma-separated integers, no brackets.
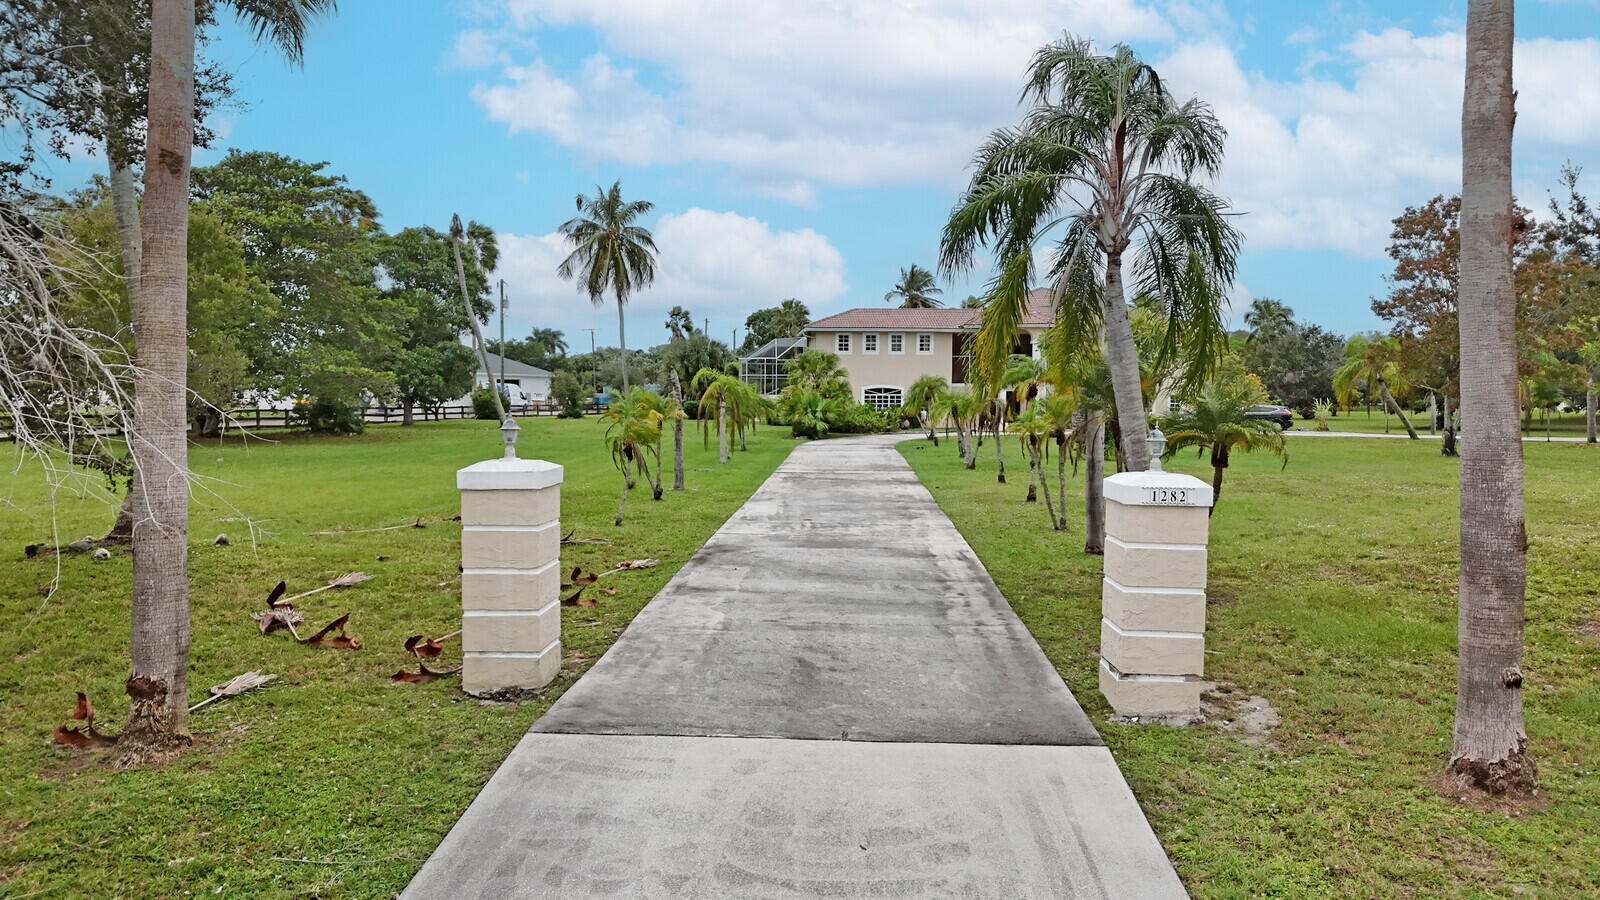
456,457,564,491
1104,470,1213,508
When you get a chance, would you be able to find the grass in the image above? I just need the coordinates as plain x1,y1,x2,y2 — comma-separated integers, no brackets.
1301,408,1593,437
900,433,1600,898
0,417,792,897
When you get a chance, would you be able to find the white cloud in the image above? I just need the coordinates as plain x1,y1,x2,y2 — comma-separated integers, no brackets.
468,0,1173,194
494,208,847,347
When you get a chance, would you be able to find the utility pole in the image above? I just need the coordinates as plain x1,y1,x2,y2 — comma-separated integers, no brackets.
498,279,506,395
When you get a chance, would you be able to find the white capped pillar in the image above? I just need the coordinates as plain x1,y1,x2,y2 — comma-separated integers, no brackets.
1098,470,1213,720
457,457,564,695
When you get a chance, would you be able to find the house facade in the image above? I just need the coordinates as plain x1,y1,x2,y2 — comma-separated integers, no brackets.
470,353,553,402
801,289,1056,409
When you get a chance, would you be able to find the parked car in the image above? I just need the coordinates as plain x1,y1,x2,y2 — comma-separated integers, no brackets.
1246,404,1294,430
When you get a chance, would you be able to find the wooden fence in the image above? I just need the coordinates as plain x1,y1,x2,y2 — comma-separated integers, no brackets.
1,401,609,441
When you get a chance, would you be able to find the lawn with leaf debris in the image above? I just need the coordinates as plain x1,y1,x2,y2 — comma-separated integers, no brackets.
0,416,792,897
900,434,1600,897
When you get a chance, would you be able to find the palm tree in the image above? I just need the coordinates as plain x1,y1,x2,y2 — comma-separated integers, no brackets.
1334,335,1419,438
633,388,675,500
601,389,662,526
932,387,983,468
1160,381,1288,516
665,305,693,342
667,370,688,490
941,35,1240,472
904,374,949,445
558,181,658,393
1451,0,1533,796
783,349,850,396
1010,402,1054,518
692,367,736,463
884,264,944,308
121,0,336,762
1242,298,1293,341
530,327,568,358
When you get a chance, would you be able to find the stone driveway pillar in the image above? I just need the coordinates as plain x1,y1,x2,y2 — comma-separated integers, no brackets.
457,458,564,695
1098,470,1213,720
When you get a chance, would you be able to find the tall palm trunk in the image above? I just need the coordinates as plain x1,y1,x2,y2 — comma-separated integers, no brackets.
121,0,195,761
1038,444,1058,528
1101,253,1150,471
1025,440,1038,502
993,405,1006,483
616,294,629,393
1208,446,1228,519
1379,379,1420,439
1084,413,1104,552
673,417,685,489
103,153,144,544
1451,0,1534,795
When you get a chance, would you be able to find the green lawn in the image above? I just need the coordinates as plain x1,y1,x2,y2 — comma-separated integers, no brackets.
1301,408,1593,437
0,417,793,897
901,434,1600,898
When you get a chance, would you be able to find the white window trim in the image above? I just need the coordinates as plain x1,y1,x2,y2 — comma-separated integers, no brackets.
916,333,934,355
862,385,904,410
862,333,879,354
836,333,851,354
888,333,904,354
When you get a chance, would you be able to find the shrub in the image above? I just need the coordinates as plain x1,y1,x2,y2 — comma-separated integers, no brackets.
1312,399,1334,432
470,387,501,420
827,402,891,435
552,371,586,418
683,398,699,419
301,397,364,435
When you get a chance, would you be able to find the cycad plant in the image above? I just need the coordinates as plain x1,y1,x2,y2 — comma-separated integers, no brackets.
940,35,1240,471
601,388,663,525
1161,379,1288,516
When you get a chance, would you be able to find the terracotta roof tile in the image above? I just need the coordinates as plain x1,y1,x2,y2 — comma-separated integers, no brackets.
805,288,1056,332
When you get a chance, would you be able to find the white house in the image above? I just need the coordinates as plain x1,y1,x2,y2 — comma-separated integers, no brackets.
472,353,552,402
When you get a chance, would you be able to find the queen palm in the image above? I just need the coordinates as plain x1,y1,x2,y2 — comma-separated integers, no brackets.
558,181,658,393
1451,0,1533,795
1334,335,1419,438
941,35,1240,472
1160,380,1288,517
121,0,335,761
884,264,944,308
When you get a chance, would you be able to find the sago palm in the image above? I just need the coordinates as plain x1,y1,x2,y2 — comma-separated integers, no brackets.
885,263,944,308
557,181,658,392
940,34,1240,471
1160,380,1288,517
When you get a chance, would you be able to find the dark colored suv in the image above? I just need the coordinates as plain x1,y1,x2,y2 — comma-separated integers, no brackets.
1246,404,1294,430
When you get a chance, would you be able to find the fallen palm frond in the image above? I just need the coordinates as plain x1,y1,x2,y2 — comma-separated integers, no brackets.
391,663,460,684
301,613,360,649
306,520,425,536
52,692,116,748
187,671,277,713
281,572,373,605
560,529,611,545
403,630,460,659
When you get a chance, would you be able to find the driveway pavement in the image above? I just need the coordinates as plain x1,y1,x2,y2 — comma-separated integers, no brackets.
403,435,1186,899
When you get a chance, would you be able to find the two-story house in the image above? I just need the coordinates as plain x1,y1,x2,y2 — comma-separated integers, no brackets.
801,289,1056,409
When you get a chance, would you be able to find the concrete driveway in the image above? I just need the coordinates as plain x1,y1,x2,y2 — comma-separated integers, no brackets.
403,434,1187,899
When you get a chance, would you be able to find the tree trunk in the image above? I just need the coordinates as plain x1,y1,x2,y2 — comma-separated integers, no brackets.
926,414,938,446
1100,253,1150,471
1038,446,1058,529
1380,380,1420,439
718,400,728,463
617,296,629,394
1451,0,1534,796
103,149,144,546
1442,394,1459,457
1586,384,1596,444
1084,413,1104,551
993,407,1006,483
615,475,631,526
1209,447,1228,519
402,399,415,426
1428,392,1438,435
1026,442,1038,502
121,0,195,764
673,417,685,490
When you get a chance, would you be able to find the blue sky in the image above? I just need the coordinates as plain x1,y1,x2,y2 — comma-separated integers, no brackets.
31,0,1600,351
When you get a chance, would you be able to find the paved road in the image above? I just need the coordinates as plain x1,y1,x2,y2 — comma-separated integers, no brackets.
404,435,1186,899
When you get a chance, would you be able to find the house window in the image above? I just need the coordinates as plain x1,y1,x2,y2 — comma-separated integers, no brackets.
888,334,904,354
863,386,903,410
916,333,933,354
863,333,879,354
836,333,851,354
